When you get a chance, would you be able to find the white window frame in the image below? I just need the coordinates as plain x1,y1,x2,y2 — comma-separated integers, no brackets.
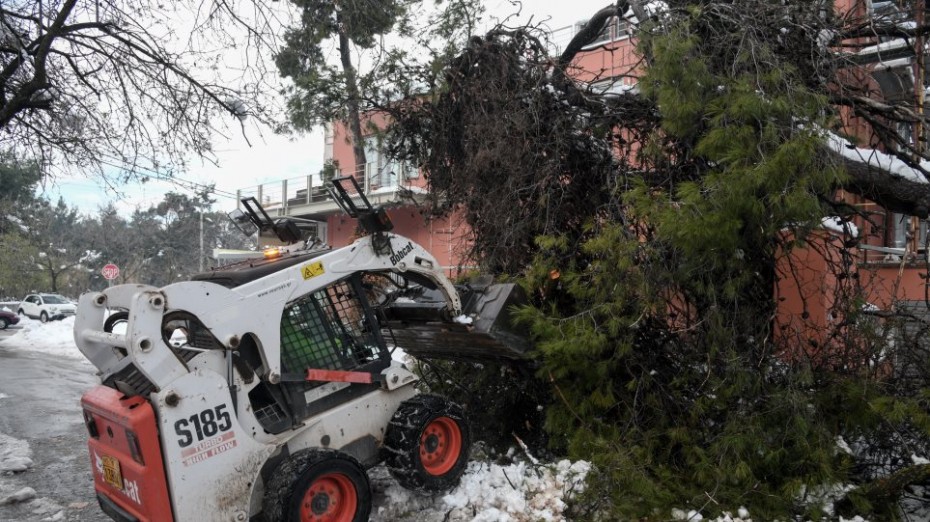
577,16,630,50
363,135,414,189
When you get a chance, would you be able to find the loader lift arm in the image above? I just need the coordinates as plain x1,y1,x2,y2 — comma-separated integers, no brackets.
328,176,395,256
230,196,307,244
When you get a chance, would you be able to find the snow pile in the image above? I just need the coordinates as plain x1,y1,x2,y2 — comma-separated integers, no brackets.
372,458,590,522
0,431,38,510
671,507,754,522
797,483,858,519
389,346,413,366
0,316,86,361
0,487,36,507
671,506,872,522
0,432,33,473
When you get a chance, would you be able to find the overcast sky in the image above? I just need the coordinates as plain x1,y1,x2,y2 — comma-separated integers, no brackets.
48,0,614,214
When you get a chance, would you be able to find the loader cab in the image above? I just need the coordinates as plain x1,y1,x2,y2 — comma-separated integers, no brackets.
245,272,393,436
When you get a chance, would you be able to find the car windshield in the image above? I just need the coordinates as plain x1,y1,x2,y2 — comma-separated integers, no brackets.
41,295,69,304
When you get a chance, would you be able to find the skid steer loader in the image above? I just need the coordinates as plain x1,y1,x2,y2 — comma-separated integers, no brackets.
73,178,528,522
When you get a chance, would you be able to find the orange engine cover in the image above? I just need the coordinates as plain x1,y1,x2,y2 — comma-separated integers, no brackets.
81,385,174,521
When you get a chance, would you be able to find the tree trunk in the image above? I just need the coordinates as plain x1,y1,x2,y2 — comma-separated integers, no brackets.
828,148,930,219
48,265,59,293
335,9,368,183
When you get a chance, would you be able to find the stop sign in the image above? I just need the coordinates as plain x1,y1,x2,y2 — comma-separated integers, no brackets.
101,263,120,280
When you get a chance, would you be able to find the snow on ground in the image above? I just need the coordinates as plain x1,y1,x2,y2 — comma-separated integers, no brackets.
0,319,72,519
0,430,37,510
0,432,32,474
371,457,590,522
0,316,87,362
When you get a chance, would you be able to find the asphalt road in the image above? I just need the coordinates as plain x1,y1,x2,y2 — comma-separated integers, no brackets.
0,339,107,522
0,326,22,341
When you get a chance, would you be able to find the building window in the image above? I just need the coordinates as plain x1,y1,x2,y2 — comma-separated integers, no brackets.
890,212,908,249
363,135,416,189
888,213,930,251
869,0,911,24
869,1,906,22
919,219,930,250
576,16,630,49
323,123,335,162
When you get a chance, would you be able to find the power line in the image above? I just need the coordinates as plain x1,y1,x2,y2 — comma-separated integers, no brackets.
90,158,242,201
148,173,240,200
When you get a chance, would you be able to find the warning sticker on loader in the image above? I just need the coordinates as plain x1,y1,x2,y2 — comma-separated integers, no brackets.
302,261,324,280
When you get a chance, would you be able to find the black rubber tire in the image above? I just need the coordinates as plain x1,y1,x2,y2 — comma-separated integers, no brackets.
39,312,48,323
17,309,23,316
382,394,471,493
0,318,7,330
104,311,129,333
262,448,371,522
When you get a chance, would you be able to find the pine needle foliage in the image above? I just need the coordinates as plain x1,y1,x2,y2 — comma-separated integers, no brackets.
386,1,930,519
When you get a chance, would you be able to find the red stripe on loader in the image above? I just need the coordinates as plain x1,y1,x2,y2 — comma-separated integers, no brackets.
306,369,374,384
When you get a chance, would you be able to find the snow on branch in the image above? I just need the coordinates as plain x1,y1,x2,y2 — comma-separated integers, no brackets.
825,131,929,185
821,216,859,238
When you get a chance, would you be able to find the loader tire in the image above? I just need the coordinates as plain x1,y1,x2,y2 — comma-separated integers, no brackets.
104,311,129,333
382,394,470,493
262,448,370,522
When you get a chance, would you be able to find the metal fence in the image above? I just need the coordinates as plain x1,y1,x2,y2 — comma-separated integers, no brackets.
236,161,418,214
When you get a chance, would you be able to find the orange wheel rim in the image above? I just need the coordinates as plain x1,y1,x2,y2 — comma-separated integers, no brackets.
419,416,462,476
300,472,357,522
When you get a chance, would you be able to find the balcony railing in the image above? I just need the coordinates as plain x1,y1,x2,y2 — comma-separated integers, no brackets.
548,25,575,56
236,162,418,214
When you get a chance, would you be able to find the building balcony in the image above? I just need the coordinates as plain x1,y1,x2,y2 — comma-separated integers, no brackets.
236,163,424,222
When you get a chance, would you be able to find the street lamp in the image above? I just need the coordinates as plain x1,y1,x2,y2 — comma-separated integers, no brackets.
199,209,214,272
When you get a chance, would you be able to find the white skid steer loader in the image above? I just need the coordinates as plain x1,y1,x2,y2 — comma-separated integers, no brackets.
73,178,529,522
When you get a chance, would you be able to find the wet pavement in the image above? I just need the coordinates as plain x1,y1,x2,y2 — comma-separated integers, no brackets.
0,345,107,522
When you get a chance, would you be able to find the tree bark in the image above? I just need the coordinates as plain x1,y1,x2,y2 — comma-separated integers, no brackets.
558,3,626,68
827,148,930,219
335,8,368,182
0,0,78,129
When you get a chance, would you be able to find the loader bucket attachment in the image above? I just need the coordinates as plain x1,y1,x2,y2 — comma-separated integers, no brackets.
381,281,531,362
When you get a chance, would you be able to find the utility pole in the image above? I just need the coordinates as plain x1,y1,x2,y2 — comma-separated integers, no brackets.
199,205,204,273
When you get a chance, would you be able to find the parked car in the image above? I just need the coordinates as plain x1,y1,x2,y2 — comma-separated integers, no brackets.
0,309,19,329
18,293,77,322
